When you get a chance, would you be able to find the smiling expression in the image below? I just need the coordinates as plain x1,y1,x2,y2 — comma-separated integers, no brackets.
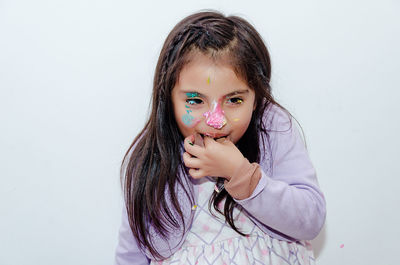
171,52,256,144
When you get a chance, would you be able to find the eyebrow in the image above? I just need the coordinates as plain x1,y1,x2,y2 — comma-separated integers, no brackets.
182,89,250,98
225,90,250,97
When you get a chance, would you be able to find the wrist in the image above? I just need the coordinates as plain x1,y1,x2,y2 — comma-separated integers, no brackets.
224,159,262,200
226,156,250,181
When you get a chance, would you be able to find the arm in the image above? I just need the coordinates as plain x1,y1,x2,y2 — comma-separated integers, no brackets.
224,108,326,241
114,206,150,265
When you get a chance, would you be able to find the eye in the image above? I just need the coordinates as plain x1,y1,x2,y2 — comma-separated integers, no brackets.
227,97,244,105
186,98,203,105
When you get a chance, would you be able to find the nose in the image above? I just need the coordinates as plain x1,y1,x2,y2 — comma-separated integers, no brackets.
203,100,227,129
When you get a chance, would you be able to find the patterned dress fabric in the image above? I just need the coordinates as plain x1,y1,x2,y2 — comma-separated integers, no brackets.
150,177,316,265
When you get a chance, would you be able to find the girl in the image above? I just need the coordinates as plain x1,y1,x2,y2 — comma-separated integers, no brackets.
114,11,326,265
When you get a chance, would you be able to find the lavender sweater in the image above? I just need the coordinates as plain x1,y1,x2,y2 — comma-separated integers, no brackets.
114,104,327,264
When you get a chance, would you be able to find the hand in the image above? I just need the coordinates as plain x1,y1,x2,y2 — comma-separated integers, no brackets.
183,134,246,179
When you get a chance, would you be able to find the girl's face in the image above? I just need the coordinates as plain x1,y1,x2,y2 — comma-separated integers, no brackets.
171,53,256,144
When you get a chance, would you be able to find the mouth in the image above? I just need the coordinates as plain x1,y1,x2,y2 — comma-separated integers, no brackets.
200,133,229,140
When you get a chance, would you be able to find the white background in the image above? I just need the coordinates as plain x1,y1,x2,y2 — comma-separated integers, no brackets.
1,0,399,264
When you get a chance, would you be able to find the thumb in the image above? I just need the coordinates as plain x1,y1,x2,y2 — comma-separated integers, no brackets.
194,132,204,147
203,135,215,147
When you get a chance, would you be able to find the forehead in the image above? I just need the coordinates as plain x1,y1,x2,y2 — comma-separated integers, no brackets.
176,53,249,95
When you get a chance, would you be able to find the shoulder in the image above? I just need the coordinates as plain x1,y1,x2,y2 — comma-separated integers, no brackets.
257,103,295,171
259,103,307,163
262,103,293,134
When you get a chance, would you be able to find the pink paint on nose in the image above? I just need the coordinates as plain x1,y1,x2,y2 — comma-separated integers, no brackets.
203,100,227,129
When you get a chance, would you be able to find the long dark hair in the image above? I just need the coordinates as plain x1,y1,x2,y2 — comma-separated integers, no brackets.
120,10,303,259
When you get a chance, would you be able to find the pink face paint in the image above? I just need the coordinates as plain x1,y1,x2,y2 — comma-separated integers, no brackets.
203,100,227,129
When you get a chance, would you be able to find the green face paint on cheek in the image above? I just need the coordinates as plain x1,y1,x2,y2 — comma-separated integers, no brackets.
182,114,200,127
182,114,194,125
182,102,194,126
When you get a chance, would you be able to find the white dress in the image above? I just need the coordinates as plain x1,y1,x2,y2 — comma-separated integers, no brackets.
151,177,316,265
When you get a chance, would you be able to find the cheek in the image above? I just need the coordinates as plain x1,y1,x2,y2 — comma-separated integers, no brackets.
181,115,201,128
179,107,202,128
235,119,251,132
230,108,254,132
181,113,195,126
230,118,252,144
229,107,252,123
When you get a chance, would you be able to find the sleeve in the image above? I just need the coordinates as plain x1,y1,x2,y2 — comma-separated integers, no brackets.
114,206,150,265
231,109,327,241
223,158,262,200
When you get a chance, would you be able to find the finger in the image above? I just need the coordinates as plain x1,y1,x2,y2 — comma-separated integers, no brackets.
203,135,215,147
182,152,202,169
184,134,195,144
184,135,203,157
215,137,228,144
194,132,204,147
189,168,206,179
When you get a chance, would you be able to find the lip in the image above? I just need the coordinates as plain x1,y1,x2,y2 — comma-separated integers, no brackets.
201,132,229,139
